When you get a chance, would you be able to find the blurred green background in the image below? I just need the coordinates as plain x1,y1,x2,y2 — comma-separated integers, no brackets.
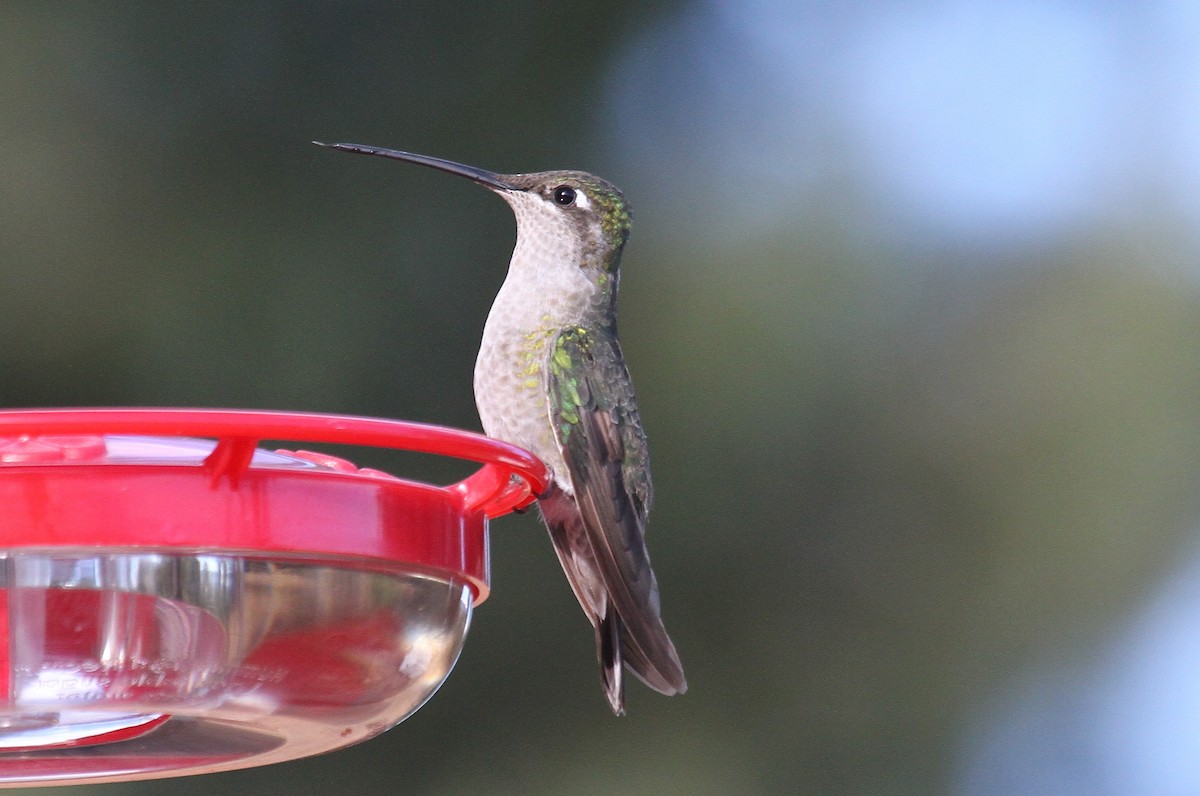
5,2,1200,794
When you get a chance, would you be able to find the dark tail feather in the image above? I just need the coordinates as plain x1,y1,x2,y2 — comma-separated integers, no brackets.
598,609,625,715
620,631,688,696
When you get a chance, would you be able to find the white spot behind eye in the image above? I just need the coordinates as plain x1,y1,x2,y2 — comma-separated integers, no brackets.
573,191,591,209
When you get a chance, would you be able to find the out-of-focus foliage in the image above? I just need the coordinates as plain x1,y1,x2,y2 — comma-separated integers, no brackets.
5,3,1200,794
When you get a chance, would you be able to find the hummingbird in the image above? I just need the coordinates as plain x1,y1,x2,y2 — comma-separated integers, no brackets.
316,141,686,714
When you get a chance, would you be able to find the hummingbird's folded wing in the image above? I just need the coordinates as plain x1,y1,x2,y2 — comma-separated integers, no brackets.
547,326,686,695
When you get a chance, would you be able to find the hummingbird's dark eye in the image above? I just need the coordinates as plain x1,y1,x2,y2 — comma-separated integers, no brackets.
553,185,577,206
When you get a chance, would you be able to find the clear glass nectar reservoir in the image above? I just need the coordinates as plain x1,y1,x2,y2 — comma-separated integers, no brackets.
0,409,548,787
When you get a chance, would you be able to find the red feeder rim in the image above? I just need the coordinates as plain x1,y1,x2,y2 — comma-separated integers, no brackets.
0,408,550,605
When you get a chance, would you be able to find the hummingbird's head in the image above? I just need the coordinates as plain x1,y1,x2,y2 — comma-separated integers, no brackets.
491,170,631,274
315,142,632,275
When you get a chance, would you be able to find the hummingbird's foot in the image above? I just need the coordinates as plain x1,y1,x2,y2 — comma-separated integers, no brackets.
516,484,555,512
534,480,560,502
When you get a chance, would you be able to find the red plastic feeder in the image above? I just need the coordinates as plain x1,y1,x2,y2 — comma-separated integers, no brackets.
0,408,548,787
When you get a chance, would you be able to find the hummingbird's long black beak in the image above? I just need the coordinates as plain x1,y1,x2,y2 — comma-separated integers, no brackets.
313,141,519,192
